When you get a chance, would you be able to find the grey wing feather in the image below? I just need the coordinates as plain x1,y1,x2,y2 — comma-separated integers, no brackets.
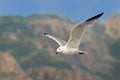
44,32,67,47
66,13,104,48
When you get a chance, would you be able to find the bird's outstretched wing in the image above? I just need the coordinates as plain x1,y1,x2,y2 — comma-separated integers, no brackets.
66,13,104,48
44,32,67,47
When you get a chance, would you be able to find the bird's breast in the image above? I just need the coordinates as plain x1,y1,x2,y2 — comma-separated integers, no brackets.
62,48,78,54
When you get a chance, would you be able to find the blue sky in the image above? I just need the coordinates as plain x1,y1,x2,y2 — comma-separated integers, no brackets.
0,0,120,21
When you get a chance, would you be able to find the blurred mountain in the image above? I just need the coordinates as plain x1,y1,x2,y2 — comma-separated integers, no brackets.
103,13,120,40
0,13,119,80
102,13,120,80
0,52,32,80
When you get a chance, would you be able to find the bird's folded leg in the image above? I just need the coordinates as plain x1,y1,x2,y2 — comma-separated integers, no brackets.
78,50,87,54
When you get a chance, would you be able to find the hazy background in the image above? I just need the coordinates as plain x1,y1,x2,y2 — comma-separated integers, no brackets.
0,0,120,80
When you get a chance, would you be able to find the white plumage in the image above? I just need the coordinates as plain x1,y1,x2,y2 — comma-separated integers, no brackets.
44,13,104,55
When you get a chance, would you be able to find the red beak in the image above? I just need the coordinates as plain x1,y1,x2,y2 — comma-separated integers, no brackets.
56,52,59,54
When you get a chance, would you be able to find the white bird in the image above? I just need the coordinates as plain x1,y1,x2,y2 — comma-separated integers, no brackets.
44,13,104,55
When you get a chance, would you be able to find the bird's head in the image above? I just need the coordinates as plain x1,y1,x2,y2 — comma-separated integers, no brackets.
56,47,63,54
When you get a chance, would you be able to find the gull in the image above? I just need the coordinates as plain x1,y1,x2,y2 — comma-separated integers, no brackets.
44,13,104,55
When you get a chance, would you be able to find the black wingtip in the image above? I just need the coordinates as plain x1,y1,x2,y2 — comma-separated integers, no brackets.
43,32,48,35
85,12,104,21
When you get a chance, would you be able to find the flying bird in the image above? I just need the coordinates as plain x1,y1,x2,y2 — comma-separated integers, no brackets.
44,13,104,55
